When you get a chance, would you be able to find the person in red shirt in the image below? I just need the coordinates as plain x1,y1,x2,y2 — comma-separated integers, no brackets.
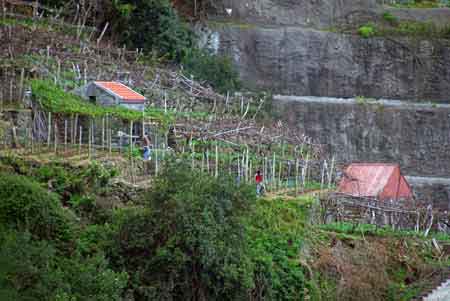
255,170,264,196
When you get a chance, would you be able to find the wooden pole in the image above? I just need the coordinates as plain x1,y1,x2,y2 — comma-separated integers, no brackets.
88,121,92,159
30,117,34,154
54,122,57,154
79,126,82,155
295,158,299,195
19,68,24,102
47,112,51,148
328,156,335,188
215,144,218,178
91,119,95,158
155,134,158,176
201,151,205,172
108,119,112,155
102,116,105,150
321,160,327,190
278,160,282,191
129,120,133,160
237,153,240,182
206,149,210,174
64,119,68,153
272,153,276,190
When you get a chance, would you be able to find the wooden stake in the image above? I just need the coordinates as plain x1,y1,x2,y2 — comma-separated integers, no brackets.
206,149,210,174
295,158,299,195
47,112,51,148
272,153,276,190
155,134,158,176
79,126,82,155
278,160,282,191
64,119,68,153
88,122,92,159
19,68,24,102
215,144,218,178
328,156,335,188
54,122,57,154
129,120,133,160
108,124,112,155
102,117,105,150
30,124,34,154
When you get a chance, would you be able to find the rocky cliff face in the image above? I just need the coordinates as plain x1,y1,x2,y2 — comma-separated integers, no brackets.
205,0,450,101
274,96,450,178
213,25,450,101
208,0,378,28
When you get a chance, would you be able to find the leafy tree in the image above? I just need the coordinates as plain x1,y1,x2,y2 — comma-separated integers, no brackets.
117,0,194,61
109,160,256,300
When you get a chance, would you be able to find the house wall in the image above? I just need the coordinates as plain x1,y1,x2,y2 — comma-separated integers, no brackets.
95,89,117,106
120,103,145,111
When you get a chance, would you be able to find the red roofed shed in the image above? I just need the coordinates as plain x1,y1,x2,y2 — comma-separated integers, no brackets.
85,81,146,111
93,81,146,103
338,163,413,201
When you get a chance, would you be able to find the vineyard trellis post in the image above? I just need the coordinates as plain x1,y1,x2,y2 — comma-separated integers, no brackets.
47,112,51,148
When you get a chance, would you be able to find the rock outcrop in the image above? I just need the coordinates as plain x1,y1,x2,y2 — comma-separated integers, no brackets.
204,0,450,101
208,0,378,28
273,96,450,177
213,25,450,101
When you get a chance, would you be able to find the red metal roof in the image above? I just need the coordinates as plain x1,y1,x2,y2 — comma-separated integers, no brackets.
338,163,413,200
94,81,146,103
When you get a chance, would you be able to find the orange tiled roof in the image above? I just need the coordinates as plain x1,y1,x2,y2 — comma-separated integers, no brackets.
94,81,146,103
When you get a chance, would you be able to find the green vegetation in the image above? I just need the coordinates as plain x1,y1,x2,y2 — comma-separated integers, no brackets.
110,0,241,92
383,12,398,24
31,79,174,124
358,24,376,38
0,173,73,242
0,155,447,300
320,222,450,242
248,196,317,300
109,160,256,299
0,170,128,300
355,19,450,39
182,48,242,94
389,0,450,8
116,0,194,62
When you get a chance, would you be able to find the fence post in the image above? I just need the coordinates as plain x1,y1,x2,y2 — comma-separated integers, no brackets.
64,119,68,153
54,122,57,154
215,144,218,178
47,112,51,148
79,126,82,155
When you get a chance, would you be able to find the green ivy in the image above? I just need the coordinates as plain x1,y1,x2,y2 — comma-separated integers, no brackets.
31,79,174,125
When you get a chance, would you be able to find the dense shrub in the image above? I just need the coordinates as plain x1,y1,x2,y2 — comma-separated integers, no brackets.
0,173,73,242
109,160,256,300
0,230,128,301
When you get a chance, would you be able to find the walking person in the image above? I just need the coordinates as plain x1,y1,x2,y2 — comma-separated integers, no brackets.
255,170,264,196
142,134,152,174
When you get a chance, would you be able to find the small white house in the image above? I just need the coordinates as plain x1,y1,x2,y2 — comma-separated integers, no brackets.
84,81,146,111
